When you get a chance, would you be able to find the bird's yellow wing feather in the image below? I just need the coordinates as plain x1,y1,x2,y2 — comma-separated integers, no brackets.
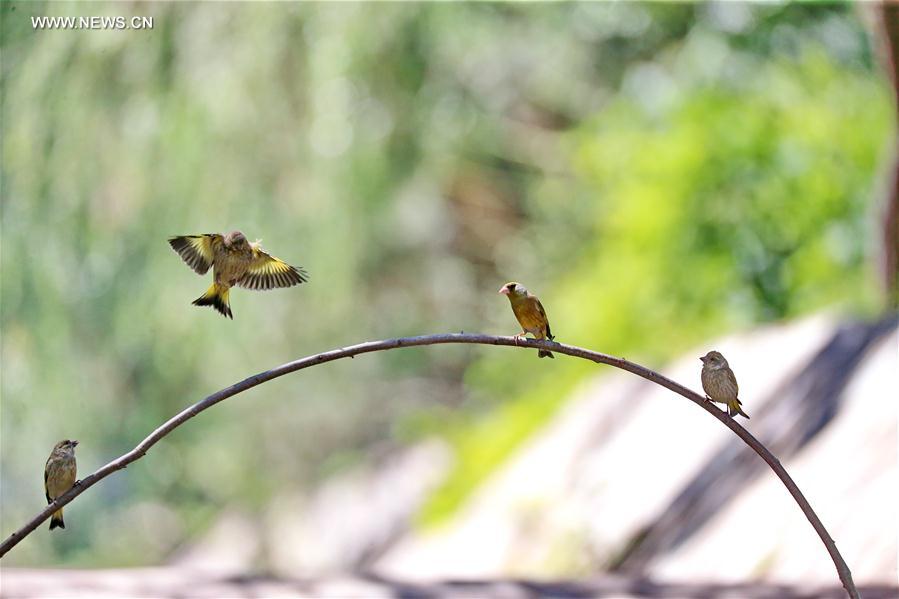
236,247,308,290
534,298,553,340
169,234,222,275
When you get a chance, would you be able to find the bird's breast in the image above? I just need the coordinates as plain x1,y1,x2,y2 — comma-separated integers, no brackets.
702,369,737,400
512,300,547,331
45,458,77,496
214,254,252,285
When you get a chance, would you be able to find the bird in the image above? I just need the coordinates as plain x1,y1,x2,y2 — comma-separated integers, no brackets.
169,231,308,319
498,281,555,359
700,350,749,419
45,439,78,530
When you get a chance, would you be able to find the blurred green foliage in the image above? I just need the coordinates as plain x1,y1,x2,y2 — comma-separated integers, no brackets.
419,9,892,524
1,1,893,565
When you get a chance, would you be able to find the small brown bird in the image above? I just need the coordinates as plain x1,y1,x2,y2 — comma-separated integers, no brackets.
499,281,555,359
44,439,78,530
169,231,308,319
700,350,749,419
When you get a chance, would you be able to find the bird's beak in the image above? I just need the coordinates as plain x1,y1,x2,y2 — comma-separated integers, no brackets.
498,286,509,295
699,356,705,363
72,440,79,446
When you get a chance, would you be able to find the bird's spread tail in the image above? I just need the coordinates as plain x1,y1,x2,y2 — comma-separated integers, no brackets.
729,399,750,419
192,283,232,319
49,509,65,530
538,349,554,359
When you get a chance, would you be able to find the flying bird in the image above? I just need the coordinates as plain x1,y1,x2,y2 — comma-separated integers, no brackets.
45,439,78,530
169,231,308,319
700,350,749,419
499,281,555,359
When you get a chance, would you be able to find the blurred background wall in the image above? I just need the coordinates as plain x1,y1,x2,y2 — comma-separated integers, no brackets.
1,0,896,587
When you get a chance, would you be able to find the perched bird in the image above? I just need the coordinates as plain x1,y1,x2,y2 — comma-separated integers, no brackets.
44,439,78,530
700,350,749,419
169,231,308,319
498,281,555,359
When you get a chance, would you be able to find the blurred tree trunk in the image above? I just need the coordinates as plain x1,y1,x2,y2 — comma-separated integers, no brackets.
867,3,899,307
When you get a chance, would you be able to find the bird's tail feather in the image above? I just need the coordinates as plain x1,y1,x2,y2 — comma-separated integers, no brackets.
192,283,232,319
49,509,64,530
729,399,750,419
538,349,554,359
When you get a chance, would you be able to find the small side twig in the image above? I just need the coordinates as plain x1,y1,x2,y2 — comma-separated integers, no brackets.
0,334,859,599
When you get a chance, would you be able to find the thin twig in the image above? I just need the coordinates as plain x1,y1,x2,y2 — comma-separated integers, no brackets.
0,334,859,599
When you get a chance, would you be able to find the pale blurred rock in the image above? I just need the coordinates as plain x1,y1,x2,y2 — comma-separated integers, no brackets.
373,313,897,586
265,439,452,576
652,328,898,584
169,510,260,573
164,441,450,577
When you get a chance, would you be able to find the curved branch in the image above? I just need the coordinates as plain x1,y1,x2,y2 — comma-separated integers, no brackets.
0,334,859,598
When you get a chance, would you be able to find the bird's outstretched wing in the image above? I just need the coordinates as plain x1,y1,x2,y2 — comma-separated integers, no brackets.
237,247,308,290
169,234,223,275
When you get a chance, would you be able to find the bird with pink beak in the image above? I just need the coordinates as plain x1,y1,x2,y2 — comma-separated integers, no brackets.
498,281,555,359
